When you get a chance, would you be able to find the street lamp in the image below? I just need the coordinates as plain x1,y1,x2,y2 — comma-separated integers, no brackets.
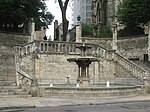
77,15,81,21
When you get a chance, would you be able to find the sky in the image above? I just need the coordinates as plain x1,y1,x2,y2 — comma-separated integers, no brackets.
45,0,72,40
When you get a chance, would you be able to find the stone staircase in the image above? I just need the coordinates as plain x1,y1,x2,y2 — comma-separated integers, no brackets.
132,60,150,73
0,46,32,98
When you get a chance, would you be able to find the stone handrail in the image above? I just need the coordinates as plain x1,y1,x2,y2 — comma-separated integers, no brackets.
14,42,35,56
114,53,147,81
86,43,148,82
35,40,82,55
16,68,33,86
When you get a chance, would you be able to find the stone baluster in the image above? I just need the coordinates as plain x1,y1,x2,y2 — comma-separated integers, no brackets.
68,43,71,53
43,42,46,52
137,70,140,79
141,70,144,79
63,43,66,53
47,42,50,52
23,47,26,55
138,70,141,79
133,66,136,77
105,51,108,59
27,46,30,54
20,47,23,56
45,43,48,52
54,42,57,52
25,46,28,55
87,66,89,78
69,43,72,53
40,43,43,52
65,43,69,53
60,43,63,52
58,42,61,53
103,50,105,58
137,68,140,79
57,43,60,52
135,67,137,78
50,42,54,53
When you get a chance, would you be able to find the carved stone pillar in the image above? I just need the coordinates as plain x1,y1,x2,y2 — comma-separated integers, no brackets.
76,22,82,43
112,23,118,52
28,18,36,42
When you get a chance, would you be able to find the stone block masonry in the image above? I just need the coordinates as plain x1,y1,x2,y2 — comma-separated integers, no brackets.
20,53,116,85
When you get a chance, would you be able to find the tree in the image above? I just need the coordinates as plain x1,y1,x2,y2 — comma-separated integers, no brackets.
0,0,54,33
56,0,70,41
81,23,93,37
118,0,150,25
117,0,150,36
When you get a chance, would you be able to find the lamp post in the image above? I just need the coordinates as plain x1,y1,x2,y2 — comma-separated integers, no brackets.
77,15,81,22
76,15,82,43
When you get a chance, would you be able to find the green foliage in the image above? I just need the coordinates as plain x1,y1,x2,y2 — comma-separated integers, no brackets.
118,0,150,25
96,26,112,38
0,0,54,32
117,0,149,36
118,26,144,37
81,23,93,37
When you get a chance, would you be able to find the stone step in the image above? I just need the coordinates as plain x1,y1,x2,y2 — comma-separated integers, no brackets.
0,91,29,95
0,80,16,86
0,94,32,98
0,86,19,89
0,75,16,81
0,85,32,98
0,88,24,92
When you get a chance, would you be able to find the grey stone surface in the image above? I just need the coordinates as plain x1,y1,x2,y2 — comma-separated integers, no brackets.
0,95,150,108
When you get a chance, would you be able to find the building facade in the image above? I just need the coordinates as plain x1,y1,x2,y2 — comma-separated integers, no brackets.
72,0,93,25
91,0,122,26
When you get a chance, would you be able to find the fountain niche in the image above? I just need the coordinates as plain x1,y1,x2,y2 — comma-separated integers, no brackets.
67,41,98,87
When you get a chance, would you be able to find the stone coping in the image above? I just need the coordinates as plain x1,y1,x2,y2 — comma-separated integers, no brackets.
43,85,141,90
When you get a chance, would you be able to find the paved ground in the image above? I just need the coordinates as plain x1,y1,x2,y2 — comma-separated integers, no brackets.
23,101,150,112
0,95,150,108
0,95,150,111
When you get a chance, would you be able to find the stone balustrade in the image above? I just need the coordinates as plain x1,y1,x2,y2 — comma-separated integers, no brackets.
38,41,79,54
114,53,147,82
14,42,34,57
84,43,148,82
14,40,148,84
17,69,33,86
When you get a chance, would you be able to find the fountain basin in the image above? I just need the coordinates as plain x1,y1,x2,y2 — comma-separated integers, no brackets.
67,57,98,62
42,84,142,99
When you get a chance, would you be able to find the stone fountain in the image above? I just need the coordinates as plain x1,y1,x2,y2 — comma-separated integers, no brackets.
67,40,98,87
38,41,142,99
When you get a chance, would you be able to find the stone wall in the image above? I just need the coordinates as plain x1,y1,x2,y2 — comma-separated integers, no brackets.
118,36,148,60
84,36,148,60
19,55,35,77
19,53,116,85
0,32,30,46
35,29,46,40
84,37,112,50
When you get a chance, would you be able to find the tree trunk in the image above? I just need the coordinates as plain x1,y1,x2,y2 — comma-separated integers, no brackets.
62,10,69,41
58,0,70,41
